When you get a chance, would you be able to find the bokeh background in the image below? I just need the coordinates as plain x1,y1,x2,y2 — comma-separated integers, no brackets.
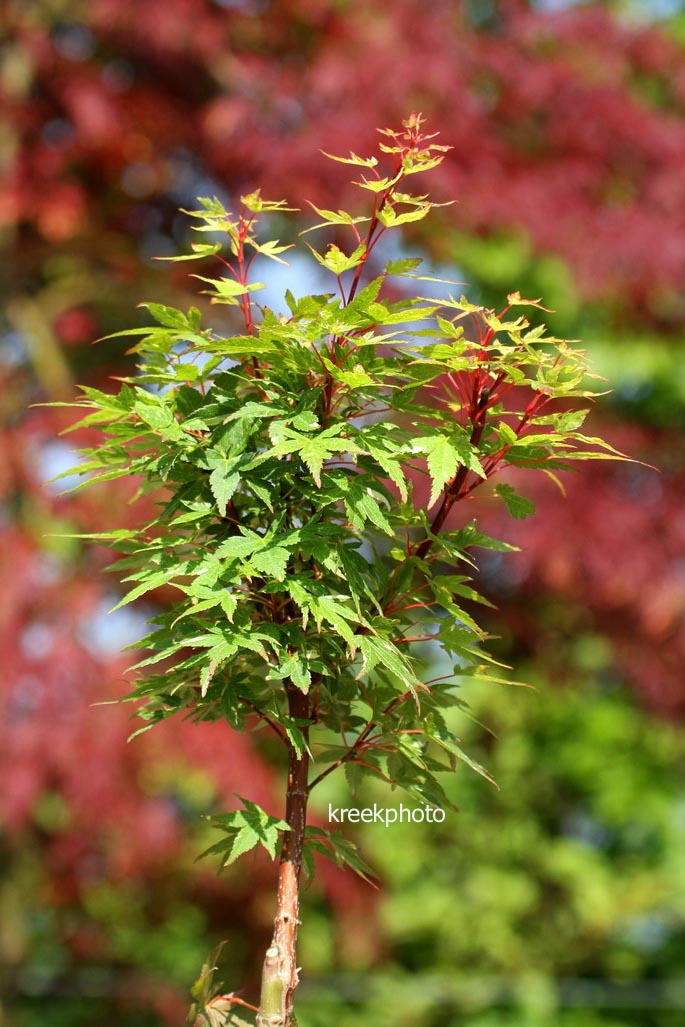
1,1,684,1025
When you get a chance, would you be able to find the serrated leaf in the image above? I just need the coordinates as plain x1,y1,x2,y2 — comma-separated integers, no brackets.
216,535,262,561
252,238,294,264
226,825,263,864
353,174,400,194
213,336,277,356
201,799,290,869
415,434,460,509
301,203,370,235
497,421,519,446
357,634,415,686
289,582,360,648
199,640,234,695
325,832,377,884
194,1001,252,1027
139,302,191,330
110,565,184,611
280,652,312,694
385,257,423,275
220,594,238,622
307,241,366,275
161,242,223,264
251,546,290,582
377,203,432,227
554,408,591,432
424,716,498,787
494,483,536,519
344,762,363,796
321,150,379,168
342,480,393,535
240,189,297,214
248,424,362,487
209,460,241,517
133,397,185,439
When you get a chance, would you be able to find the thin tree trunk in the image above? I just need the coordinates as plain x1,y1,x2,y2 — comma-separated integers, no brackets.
257,687,310,1027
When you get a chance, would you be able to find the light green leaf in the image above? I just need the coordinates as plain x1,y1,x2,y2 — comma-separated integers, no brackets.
424,716,498,787
307,241,366,275
301,203,370,235
357,635,411,683
200,799,290,869
209,460,241,517
251,546,290,582
216,535,262,561
321,150,379,168
414,434,459,509
377,203,432,228
138,303,190,330
385,257,423,275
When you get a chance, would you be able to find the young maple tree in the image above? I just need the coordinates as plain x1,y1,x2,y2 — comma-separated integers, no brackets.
58,116,623,1027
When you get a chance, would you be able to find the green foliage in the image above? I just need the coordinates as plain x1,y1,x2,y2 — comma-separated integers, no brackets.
303,826,376,885
200,800,290,867
298,678,685,1027
10,677,683,1027
57,115,622,882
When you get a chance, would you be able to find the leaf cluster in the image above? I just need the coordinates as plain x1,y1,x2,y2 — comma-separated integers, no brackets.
55,116,624,878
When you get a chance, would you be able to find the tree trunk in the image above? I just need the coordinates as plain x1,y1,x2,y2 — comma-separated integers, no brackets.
257,687,309,1027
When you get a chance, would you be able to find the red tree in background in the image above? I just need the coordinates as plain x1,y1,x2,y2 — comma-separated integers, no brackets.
476,423,685,718
4,1,685,320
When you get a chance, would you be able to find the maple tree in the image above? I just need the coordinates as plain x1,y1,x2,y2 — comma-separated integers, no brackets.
55,116,627,1026
2,0,682,721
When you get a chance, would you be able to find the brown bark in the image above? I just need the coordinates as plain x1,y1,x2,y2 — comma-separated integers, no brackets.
257,686,310,1027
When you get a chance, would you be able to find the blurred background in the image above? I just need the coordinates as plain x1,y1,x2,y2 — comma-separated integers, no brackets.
1,1,684,1025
